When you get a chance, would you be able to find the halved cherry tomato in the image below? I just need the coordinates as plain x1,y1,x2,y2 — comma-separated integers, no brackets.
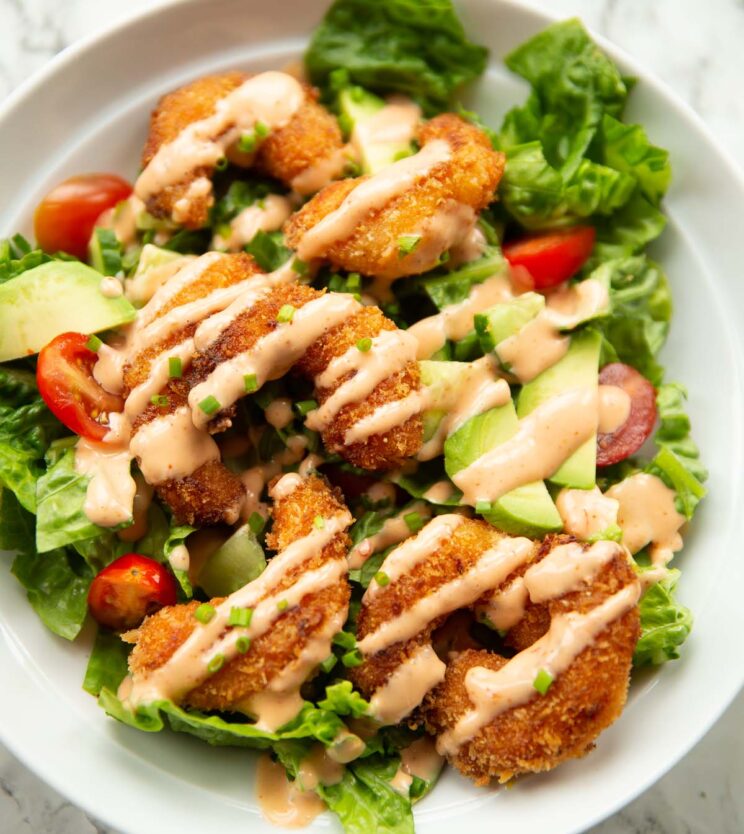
37,332,123,441
597,363,657,467
88,554,178,631
503,226,596,290
34,173,132,260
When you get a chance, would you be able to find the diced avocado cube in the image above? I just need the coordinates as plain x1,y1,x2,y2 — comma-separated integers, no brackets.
474,292,545,354
196,524,267,597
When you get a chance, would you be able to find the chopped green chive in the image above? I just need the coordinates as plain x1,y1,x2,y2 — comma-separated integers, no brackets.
349,86,365,103
320,654,338,674
356,337,372,353
342,649,364,668
346,272,361,291
195,603,216,624
533,668,553,695
236,636,251,654
337,113,353,137
228,606,254,628
150,394,169,408
168,356,183,378
207,654,225,674
332,631,356,650
238,131,258,153
248,511,266,535
215,156,228,171
393,148,413,162
374,571,390,587
277,599,289,612
344,159,361,177
243,373,258,393
475,500,491,515
313,515,325,529
295,399,318,417
437,250,450,265
404,511,424,533
291,257,309,276
397,234,421,257
277,304,296,323
254,120,270,138
198,395,221,415
85,334,102,352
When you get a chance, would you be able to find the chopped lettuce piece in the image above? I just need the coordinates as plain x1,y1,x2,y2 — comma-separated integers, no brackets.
0,488,35,553
0,235,58,285
601,115,671,206
83,627,131,696
412,247,504,310
11,547,93,640
305,0,488,115
634,569,693,666
652,383,708,485
319,681,370,718
244,230,292,271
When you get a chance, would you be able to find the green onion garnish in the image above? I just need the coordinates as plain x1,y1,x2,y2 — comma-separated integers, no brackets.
356,337,372,353
215,156,228,171
277,599,289,612
238,131,258,153
168,356,183,378
344,159,361,177
374,571,390,587
195,603,216,624
228,607,253,628
198,395,221,415
295,399,318,417
346,272,361,291
248,512,265,535
393,148,413,162
533,668,553,695
320,654,338,674
313,515,325,529
397,234,421,257
332,631,356,650
404,511,424,533
337,113,353,137
236,636,251,654
243,373,258,393
277,304,296,323
86,334,102,352
150,394,169,408
291,257,309,276
254,120,270,138
342,649,364,668
207,654,225,674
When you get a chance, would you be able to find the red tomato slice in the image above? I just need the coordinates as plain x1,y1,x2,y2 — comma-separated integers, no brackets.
34,173,132,260
88,554,178,631
597,363,657,467
503,226,596,290
37,332,123,441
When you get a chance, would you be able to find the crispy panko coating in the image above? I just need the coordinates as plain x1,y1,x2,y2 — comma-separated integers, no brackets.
422,537,641,784
139,72,343,228
350,518,525,702
125,475,351,712
126,253,260,526
284,114,505,282
194,284,423,470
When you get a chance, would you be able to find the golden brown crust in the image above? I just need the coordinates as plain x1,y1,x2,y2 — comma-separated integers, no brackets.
127,475,351,711
283,114,506,280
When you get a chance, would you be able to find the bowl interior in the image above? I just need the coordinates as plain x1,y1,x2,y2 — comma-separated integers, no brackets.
1,1,743,833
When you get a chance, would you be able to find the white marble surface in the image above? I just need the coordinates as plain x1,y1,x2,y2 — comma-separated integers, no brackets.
0,0,742,832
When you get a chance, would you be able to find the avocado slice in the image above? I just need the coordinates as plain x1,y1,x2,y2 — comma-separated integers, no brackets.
517,329,601,489
418,359,473,442
0,261,136,361
196,524,267,597
339,86,415,174
444,400,562,537
135,243,184,274
474,292,545,355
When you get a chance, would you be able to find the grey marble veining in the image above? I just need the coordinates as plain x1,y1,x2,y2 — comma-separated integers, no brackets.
0,0,742,832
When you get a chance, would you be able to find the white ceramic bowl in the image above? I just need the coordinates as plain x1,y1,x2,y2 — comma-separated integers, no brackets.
1,1,743,832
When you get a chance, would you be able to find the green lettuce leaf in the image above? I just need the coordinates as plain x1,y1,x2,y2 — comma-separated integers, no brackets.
634,569,693,666
83,628,131,696
0,364,39,407
0,235,58,285
651,383,708,485
412,248,504,310
210,178,284,230
502,19,627,174
392,459,460,506
244,230,292,271
592,190,667,261
305,0,488,115
0,488,35,553
99,688,346,748
11,547,93,640
319,681,370,718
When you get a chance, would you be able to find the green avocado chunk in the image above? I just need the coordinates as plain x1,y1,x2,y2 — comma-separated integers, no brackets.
338,86,415,173
474,292,545,356
0,260,136,361
444,399,562,537
196,524,267,598
517,329,601,488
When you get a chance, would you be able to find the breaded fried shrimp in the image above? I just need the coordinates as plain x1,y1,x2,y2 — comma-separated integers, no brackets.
284,114,505,284
123,475,352,716
136,71,344,228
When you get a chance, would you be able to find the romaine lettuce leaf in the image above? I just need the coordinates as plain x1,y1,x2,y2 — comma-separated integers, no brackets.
0,364,39,407
634,569,693,666
244,230,292,271
601,115,671,206
0,488,35,553
319,681,370,718
305,0,488,115
651,383,708,485
11,546,93,640
592,190,667,261
412,248,504,310
83,627,131,696
0,235,57,285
